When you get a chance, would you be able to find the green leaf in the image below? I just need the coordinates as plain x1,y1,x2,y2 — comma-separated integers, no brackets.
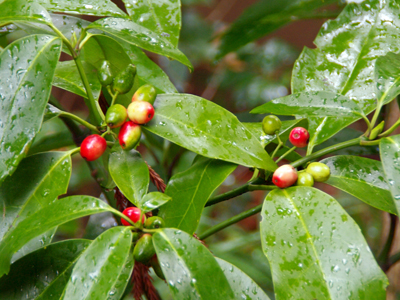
159,158,236,234
243,118,308,146
144,94,277,171
292,0,400,149
53,60,101,99
0,0,51,26
216,258,271,300
123,0,181,47
87,18,192,71
375,52,400,106
109,146,149,208
380,135,400,216
251,91,368,118
141,192,171,213
0,195,120,277
0,239,92,300
0,152,71,243
261,187,388,299
217,0,338,59
121,43,177,93
33,0,126,17
61,227,133,300
0,34,61,184
321,155,396,214
153,228,235,299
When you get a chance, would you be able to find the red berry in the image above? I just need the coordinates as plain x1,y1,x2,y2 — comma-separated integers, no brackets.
272,164,298,188
127,101,155,124
118,121,141,150
80,134,107,161
121,207,146,226
289,127,309,148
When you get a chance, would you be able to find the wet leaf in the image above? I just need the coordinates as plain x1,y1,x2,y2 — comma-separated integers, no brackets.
292,0,400,149
380,135,400,216
0,196,120,277
140,192,171,213
0,34,61,184
261,187,388,299
109,145,149,208
144,94,277,171
321,155,396,214
61,227,133,300
53,60,101,99
87,18,192,71
123,0,181,47
153,228,235,299
375,52,400,106
216,258,271,300
159,157,236,234
0,239,92,300
0,0,51,26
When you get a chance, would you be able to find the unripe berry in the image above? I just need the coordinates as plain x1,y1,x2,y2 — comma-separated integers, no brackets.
306,162,330,182
262,115,282,135
296,171,314,187
272,164,298,188
145,216,165,229
118,121,141,150
132,84,157,105
121,207,146,226
289,127,309,148
127,101,155,124
80,134,107,161
105,104,127,128
134,234,155,264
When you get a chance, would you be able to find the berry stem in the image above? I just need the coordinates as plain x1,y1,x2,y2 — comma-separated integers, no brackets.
271,134,283,159
58,111,101,133
110,91,120,107
276,146,297,163
198,204,263,240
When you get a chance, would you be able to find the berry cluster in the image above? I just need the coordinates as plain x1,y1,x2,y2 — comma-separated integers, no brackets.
80,61,158,161
121,207,166,279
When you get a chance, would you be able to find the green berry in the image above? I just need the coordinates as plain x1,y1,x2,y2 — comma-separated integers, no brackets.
133,234,156,264
97,60,113,86
306,162,330,182
145,216,165,229
132,84,157,105
112,64,137,94
296,171,314,187
105,104,127,128
262,115,282,135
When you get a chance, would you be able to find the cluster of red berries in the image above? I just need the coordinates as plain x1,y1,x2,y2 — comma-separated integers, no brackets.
262,115,330,189
80,84,157,161
121,207,165,279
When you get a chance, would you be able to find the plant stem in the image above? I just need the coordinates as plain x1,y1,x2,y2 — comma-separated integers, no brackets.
379,213,397,271
248,185,278,191
388,252,400,271
271,134,283,159
58,111,100,133
110,91,119,107
291,137,362,168
368,103,383,136
276,146,297,163
69,147,81,156
198,204,263,240
379,117,400,138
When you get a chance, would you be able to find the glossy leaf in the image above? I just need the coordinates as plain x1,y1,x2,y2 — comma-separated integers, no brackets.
216,258,271,300
0,195,120,277
0,34,61,183
43,104,62,122
61,227,133,300
0,239,92,300
123,0,181,47
140,192,171,213
243,118,308,146
375,52,400,106
109,146,149,208
0,0,51,26
159,157,236,234
321,156,396,214
217,0,337,59
292,0,400,149
144,94,277,171
87,18,192,71
153,229,235,299
53,60,101,99
261,187,388,299
380,135,400,216
0,152,71,243
32,0,126,17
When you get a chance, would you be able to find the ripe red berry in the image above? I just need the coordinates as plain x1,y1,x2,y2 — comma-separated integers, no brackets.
289,127,309,148
127,101,155,124
121,207,146,226
118,121,141,150
272,164,298,188
80,134,107,161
